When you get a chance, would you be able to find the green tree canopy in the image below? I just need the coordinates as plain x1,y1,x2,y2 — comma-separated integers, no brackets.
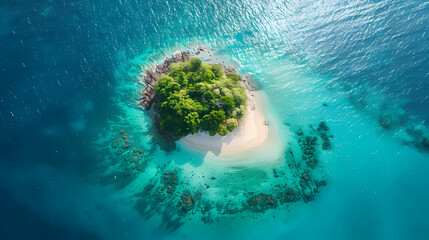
154,57,247,138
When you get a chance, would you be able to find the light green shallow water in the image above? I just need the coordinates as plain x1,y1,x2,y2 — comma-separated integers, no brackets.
88,41,429,239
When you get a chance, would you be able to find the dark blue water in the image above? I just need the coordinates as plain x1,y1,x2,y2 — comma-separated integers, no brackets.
1,0,428,239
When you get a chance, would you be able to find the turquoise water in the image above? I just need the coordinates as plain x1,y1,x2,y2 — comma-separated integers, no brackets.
1,0,429,239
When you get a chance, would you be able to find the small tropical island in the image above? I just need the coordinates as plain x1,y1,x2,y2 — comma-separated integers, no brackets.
102,49,329,225
140,50,268,154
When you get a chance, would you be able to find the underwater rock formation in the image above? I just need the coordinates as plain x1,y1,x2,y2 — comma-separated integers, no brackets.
347,82,429,152
317,121,333,150
246,193,277,212
301,136,319,168
179,192,196,212
121,119,330,225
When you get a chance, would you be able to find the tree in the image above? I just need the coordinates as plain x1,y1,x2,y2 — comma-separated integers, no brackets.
226,118,238,132
211,65,224,78
217,125,228,136
154,76,180,101
184,112,200,134
203,69,215,82
222,95,235,113
201,110,226,132
226,72,241,82
170,70,188,87
203,90,214,100
232,88,246,106
188,82,205,99
188,57,202,71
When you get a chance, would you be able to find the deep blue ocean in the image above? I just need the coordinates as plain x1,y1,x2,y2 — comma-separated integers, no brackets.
1,0,429,239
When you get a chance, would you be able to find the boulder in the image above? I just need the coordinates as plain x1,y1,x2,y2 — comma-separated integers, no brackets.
295,129,303,136
318,121,329,131
133,149,143,154
247,193,276,208
180,193,195,212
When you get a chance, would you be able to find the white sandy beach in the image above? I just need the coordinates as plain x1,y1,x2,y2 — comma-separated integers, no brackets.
180,91,269,154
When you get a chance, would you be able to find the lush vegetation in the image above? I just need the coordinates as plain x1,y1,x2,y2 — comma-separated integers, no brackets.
154,57,247,137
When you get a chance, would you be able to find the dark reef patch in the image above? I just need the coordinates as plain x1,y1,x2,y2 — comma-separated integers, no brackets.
347,83,429,153
124,122,330,227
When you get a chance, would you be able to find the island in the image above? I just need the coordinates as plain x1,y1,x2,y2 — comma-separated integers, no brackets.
104,50,328,224
140,51,268,154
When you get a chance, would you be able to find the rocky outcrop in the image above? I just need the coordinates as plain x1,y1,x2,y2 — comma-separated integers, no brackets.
277,188,300,204
317,121,332,150
246,193,276,211
140,52,190,110
161,170,179,192
317,121,329,131
140,70,165,110
301,136,318,168
179,192,196,212
222,65,236,74
241,73,262,91
378,115,393,129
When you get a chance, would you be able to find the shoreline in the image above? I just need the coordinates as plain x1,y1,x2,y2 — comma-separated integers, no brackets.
179,91,269,155
139,47,263,144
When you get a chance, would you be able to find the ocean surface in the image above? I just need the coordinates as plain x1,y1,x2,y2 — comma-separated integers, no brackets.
1,0,429,239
